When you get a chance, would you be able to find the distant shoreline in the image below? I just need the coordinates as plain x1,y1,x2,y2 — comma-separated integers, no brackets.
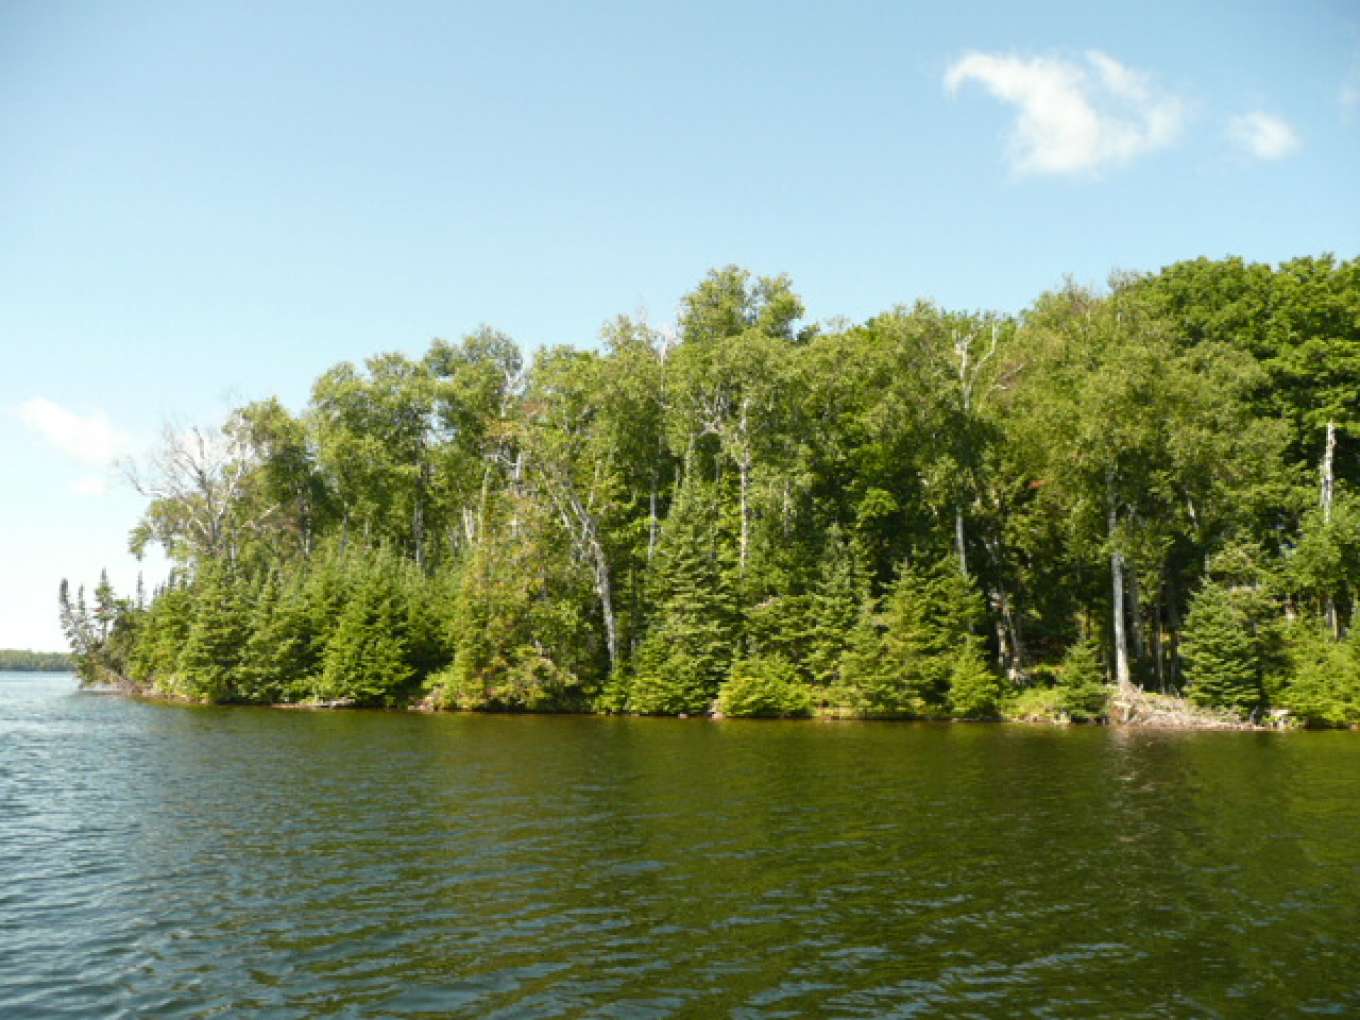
0,649,74,672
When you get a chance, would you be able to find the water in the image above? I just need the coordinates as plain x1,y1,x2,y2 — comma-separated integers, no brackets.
3,671,1359,1017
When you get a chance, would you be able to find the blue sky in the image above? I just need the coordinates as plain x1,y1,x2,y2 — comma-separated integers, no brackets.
2,0,1358,650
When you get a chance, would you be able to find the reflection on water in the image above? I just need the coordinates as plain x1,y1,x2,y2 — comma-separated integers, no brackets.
3,671,1359,1017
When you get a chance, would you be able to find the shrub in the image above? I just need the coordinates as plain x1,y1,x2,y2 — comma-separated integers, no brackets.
716,655,814,718
1001,685,1067,724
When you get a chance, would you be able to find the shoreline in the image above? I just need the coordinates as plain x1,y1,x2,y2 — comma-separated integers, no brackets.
78,680,1310,732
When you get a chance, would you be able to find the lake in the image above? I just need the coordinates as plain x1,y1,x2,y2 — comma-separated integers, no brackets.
3,671,1359,1017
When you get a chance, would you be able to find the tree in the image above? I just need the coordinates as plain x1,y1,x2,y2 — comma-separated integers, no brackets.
806,526,871,686
880,557,985,715
236,569,318,703
309,354,437,563
1181,580,1263,714
630,482,739,714
435,499,599,712
1056,639,1110,722
178,563,250,702
318,552,415,706
127,419,259,565
1006,281,1283,694
948,644,1001,719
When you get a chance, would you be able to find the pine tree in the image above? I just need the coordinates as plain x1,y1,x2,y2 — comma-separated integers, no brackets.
235,570,281,702
877,556,985,716
93,569,117,644
179,563,250,702
1056,638,1109,721
237,569,318,702
58,579,99,682
630,482,739,714
1182,580,1262,713
318,555,414,706
806,526,870,686
301,544,357,671
834,596,897,715
401,559,455,681
127,575,194,690
947,643,1001,719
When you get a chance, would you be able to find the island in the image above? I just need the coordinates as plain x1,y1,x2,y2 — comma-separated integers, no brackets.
61,257,1360,728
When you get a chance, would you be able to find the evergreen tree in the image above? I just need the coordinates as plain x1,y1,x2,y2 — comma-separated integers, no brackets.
58,579,98,683
877,556,985,716
834,596,898,715
1181,580,1263,714
127,575,193,689
630,483,739,714
319,553,415,706
1056,638,1110,722
237,569,318,702
947,643,1001,719
179,563,250,702
806,526,870,686
300,545,357,671
93,569,117,644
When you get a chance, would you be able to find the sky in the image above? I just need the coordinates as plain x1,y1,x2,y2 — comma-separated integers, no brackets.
2,0,1358,651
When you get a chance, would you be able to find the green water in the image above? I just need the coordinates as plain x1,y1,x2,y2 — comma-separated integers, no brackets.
3,671,1359,1017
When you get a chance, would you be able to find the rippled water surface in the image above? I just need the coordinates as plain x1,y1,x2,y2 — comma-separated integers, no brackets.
4,672,1360,1017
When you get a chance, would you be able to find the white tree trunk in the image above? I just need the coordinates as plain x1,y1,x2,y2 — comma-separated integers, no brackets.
737,398,752,575
1109,501,1133,690
1321,421,1339,638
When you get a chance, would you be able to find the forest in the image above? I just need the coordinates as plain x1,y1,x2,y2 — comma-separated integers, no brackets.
60,255,1360,726
0,649,73,671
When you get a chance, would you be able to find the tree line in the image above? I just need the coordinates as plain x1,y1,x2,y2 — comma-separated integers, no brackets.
61,256,1360,724
0,649,73,671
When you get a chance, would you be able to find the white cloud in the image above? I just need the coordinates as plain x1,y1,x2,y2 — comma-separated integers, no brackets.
1342,82,1360,116
944,50,1186,175
14,398,131,468
1227,111,1300,159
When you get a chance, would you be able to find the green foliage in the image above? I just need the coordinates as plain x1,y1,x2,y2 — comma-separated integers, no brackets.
879,557,985,715
805,527,870,686
716,655,814,718
236,570,317,703
126,576,193,689
318,554,415,706
1001,685,1068,724
1057,639,1110,721
1279,624,1360,727
630,484,739,715
178,564,250,702
1182,581,1264,714
1288,493,1360,625
0,648,72,671
438,508,597,712
948,646,1001,719
832,597,897,716
65,256,1360,725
